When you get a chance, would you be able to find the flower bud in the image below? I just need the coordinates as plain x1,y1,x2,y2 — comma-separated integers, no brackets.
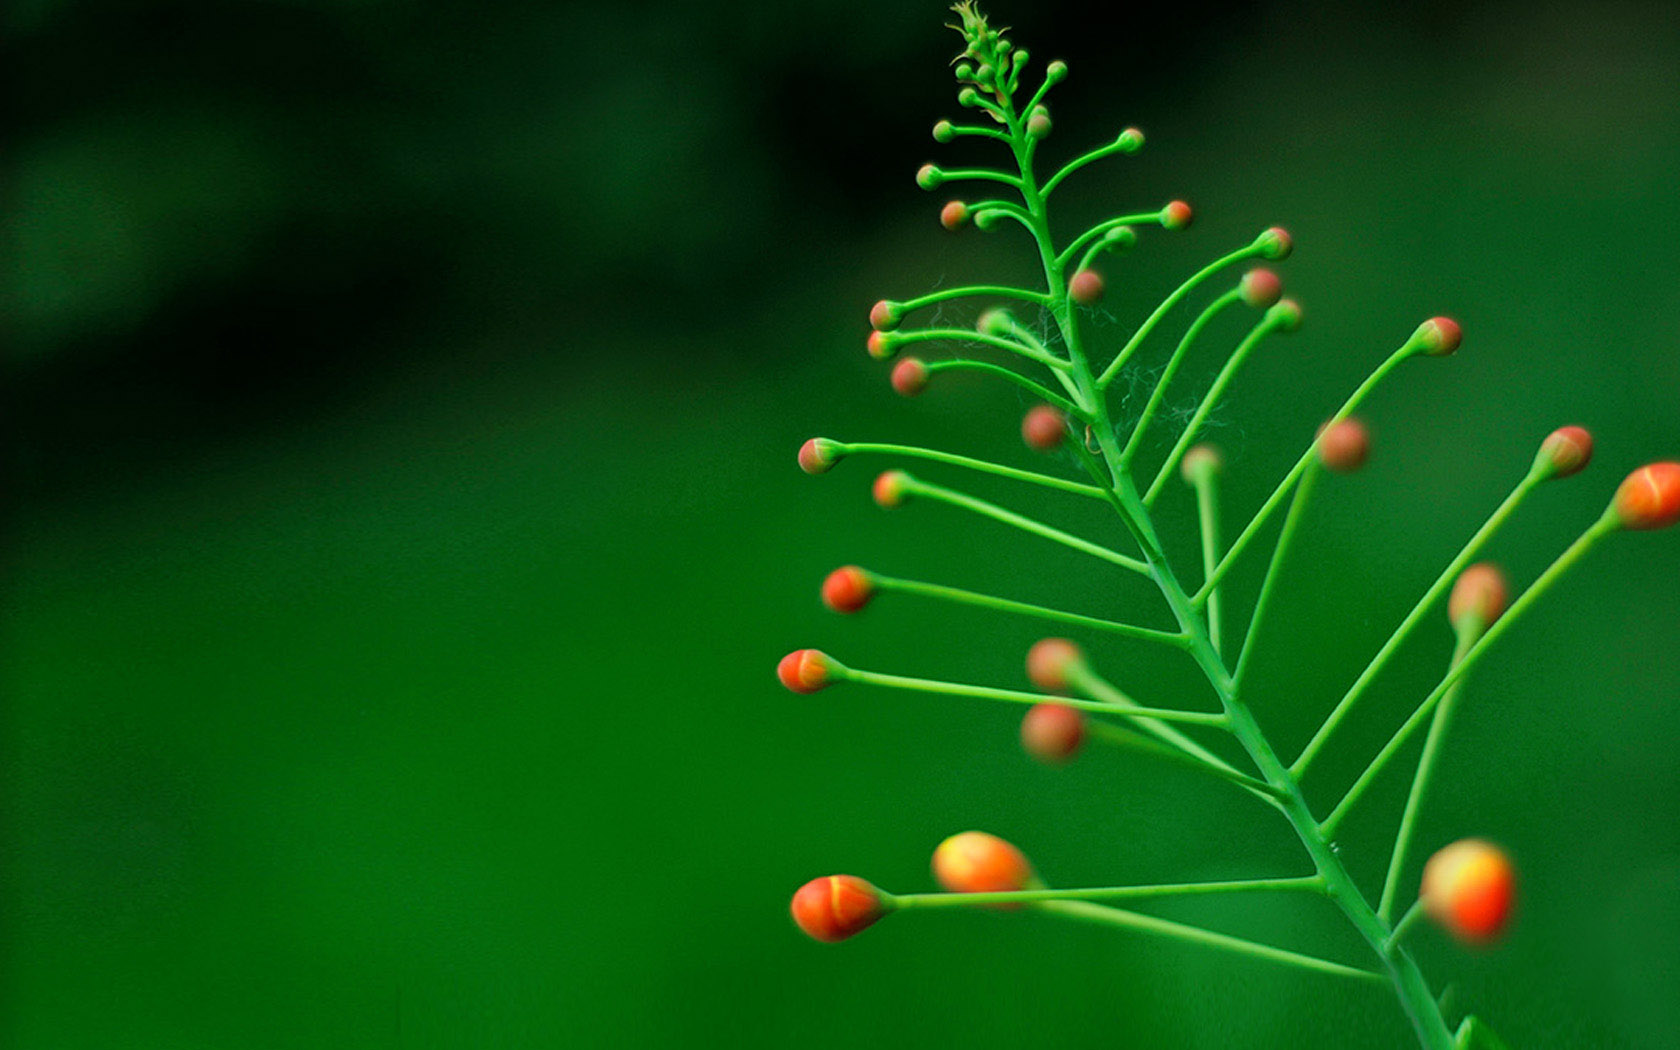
1267,298,1303,332
790,875,887,942
916,163,943,190
1045,59,1068,83
933,831,1037,894
872,470,913,508
1255,226,1292,260
1021,702,1085,764
976,308,1014,337
891,357,929,397
1116,126,1143,152
1180,444,1222,484
1102,226,1138,251
1160,200,1193,230
777,649,839,694
1027,111,1052,139
869,299,903,332
1415,316,1462,357
1026,637,1085,693
866,331,897,361
1448,563,1507,632
821,566,875,614
1533,425,1592,480
1240,268,1282,309
1316,417,1369,473
1612,462,1680,530
1421,839,1515,945
798,438,843,475
932,119,956,143
940,200,970,230
954,62,975,81
1021,404,1066,451
1068,269,1105,306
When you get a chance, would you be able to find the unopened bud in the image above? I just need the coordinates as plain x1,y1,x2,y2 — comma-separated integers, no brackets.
798,438,843,475
869,299,903,332
866,331,897,361
1021,702,1085,764
1240,268,1283,309
1267,298,1303,332
1068,269,1105,306
891,357,929,396
790,875,887,942
940,200,970,230
1533,425,1593,480
932,119,956,143
1181,444,1222,484
1116,126,1144,152
933,831,1037,894
777,649,840,693
1448,563,1507,632
976,308,1014,337
1415,316,1462,357
1160,200,1193,230
1611,462,1680,530
1026,637,1085,693
1021,404,1067,451
1421,839,1516,945
1255,226,1292,260
872,470,913,508
916,163,943,190
1027,111,1052,139
1045,59,1068,83
821,566,876,614
1316,418,1369,473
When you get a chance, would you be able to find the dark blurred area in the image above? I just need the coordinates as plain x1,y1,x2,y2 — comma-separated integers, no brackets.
6,1,1680,1047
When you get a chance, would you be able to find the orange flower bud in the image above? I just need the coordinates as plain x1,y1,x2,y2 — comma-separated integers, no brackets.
933,831,1037,894
916,163,943,190
1160,199,1193,230
777,649,838,694
1415,316,1462,356
1021,404,1066,451
1533,425,1592,480
1240,268,1282,309
1068,269,1105,306
1255,226,1292,260
1020,702,1085,764
1026,637,1085,693
821,566,875,614
1448,563,1507,632
790,875,888,942
891,357,929,396
1316,417,1370,473
940,200,970,230
798,438,843,475
869,299,903,332
866,330,897,360
1421,839,1516,945
872,470,912,508
1612,462,1680,530
1180,444,1222,484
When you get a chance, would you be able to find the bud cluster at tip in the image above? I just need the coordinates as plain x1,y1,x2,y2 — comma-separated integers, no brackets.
1421,838,1515,944
790,875,888,943
1534,425,1593,480
1612,462,1680,530
1021,404,1067,451
1448,563,1507,632
1316,417,1369,473
933,831,1037,895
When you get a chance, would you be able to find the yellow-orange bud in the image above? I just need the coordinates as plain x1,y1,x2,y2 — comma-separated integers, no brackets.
933,831,1036,894
1026,637,1085,693
1534,425,1592,480
777,649,838,694
1316,418,1370,473
1612,462,1680,530
1421,839,1516,945
790,875,887,942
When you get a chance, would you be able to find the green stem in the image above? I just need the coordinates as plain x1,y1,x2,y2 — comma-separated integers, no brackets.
1055,212,1167,267
834,442,1107,499
889,327,1069,371
1096,243,1262,388
838,665,1227,725
922,360,1083,417
894,475,1149,574
1086,720,1283,801
1320,512,1618,835
1292,468,1545,778
1234,463,1322,687
896,284,1050,313
1036,900,1386,985
870,573,1183,644
937,166,1024,190
890,876,1323,910
1119,288,1242,465
1386,899,1427,953
1070,668,1254,780
1041,138,1137,197
1191,467,1224,655
1376,622,1479,922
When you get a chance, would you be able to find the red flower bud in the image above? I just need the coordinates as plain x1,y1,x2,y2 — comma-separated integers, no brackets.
940,200,970,230
1240,268,1282,309
1021,404,1066,451
777,649,838,694
1020,702,1085,764
1448,563,1508,632
866,331,898,361
1160,200,1193,230
1415,316,1462,356
869,299,903,332
872,470,913,508
1534,425,1592,480
1316,417,1370,473
891,357,929,396
933,831,1037,894
822,566,875,614
1612,462,1680,530
1255,226,1292,260
1068,269,1105,306
790,875,887,943
1026,637,1085,693
1180,444,1222,484
1421,839,1516,945
798,438,843,475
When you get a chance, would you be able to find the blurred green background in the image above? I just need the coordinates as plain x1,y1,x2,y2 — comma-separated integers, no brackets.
5,1,1680,1046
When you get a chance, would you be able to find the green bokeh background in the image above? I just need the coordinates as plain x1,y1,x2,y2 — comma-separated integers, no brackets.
5,2,1680,1047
